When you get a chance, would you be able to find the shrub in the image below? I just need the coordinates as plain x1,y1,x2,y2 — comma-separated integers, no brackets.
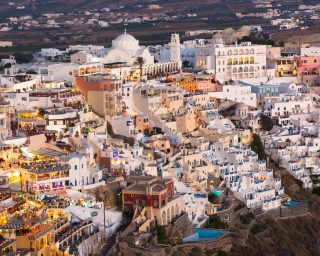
239,212,255,225
189,247,203,256
217,250,229,256
250,223,267,234
157,225,167,244
205,215,227,229
250,134,266,160
208,193,219,204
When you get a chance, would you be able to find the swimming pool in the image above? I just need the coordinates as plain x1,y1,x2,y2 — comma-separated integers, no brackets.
183,229,224,243
211,190,223,197
193,193,207,199
283,201,306,207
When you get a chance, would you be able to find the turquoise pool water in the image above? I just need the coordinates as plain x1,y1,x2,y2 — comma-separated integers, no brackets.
283,201,305,206
212,190,223,197
183,229,224,243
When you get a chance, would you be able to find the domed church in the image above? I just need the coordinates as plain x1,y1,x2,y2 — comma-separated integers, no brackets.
102,30,154,66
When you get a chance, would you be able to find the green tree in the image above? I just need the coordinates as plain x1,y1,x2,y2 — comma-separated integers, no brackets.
208,193,219,204
239,212,255,225
217,250,229,256
157,225,167,244
250,223,267,234
260,114,273,131
14,52,34,63
134,57,146,81
3,63,12,69
189,247,203,256
205,215,227,229
250,134,266,160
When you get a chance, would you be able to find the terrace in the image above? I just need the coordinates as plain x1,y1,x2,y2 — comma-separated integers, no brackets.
26,223,55,240
21,161,70,174
0,239,15,255
55,219,94,243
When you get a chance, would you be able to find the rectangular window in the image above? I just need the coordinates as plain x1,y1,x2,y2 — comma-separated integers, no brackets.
153,200,158,207
74,165,77,170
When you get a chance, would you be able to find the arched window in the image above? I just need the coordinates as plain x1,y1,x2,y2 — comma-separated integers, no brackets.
245,57,249,64
239,57,244,64
250,48,255,54
245,49,249,55
239,49,244,55
228,50,232,55
250,57,255,64
233,57,238,65
244,67,249,72
233,49,238,55
228,58,232,65
233,67,237,73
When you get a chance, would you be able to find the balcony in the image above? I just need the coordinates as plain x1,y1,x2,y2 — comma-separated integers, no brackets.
55,219,93,243
21,161,70,174
25,224,55,240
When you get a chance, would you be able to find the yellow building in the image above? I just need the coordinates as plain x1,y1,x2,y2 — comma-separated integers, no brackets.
275,57,297,77
16,221,55,255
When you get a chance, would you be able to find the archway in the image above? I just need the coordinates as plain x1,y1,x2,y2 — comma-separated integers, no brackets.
171,205,175,219
175,204,180,215
233,58,238,65
161,210,167,225
167,208,171,223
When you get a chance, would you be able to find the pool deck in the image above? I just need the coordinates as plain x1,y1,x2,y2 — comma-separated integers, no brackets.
183,229,228,243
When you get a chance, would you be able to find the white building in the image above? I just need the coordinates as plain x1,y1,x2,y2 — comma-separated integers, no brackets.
61,153,104,190
170,33,181,62
195,41,267,83
301,46,320,56
210,84,257,107
101,30,154,66
264,93,315,126
46,62,103,83
67,45,105,56
40,48,65,58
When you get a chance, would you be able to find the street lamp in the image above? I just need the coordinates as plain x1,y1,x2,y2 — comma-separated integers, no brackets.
19,172,23,192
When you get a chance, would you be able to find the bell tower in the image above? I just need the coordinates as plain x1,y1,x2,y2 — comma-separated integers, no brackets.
170,33,181,62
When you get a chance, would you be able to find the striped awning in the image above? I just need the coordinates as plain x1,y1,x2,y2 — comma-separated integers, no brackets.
0,223,24,229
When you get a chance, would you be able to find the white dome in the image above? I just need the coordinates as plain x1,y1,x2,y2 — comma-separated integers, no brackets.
112,31,139,53
114,33,137,43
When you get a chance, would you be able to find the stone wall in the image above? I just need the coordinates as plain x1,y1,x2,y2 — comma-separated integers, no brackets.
215,204,235,223
257,203,308,221
110,232,246,256
172,213,194,238
214,98,237,112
